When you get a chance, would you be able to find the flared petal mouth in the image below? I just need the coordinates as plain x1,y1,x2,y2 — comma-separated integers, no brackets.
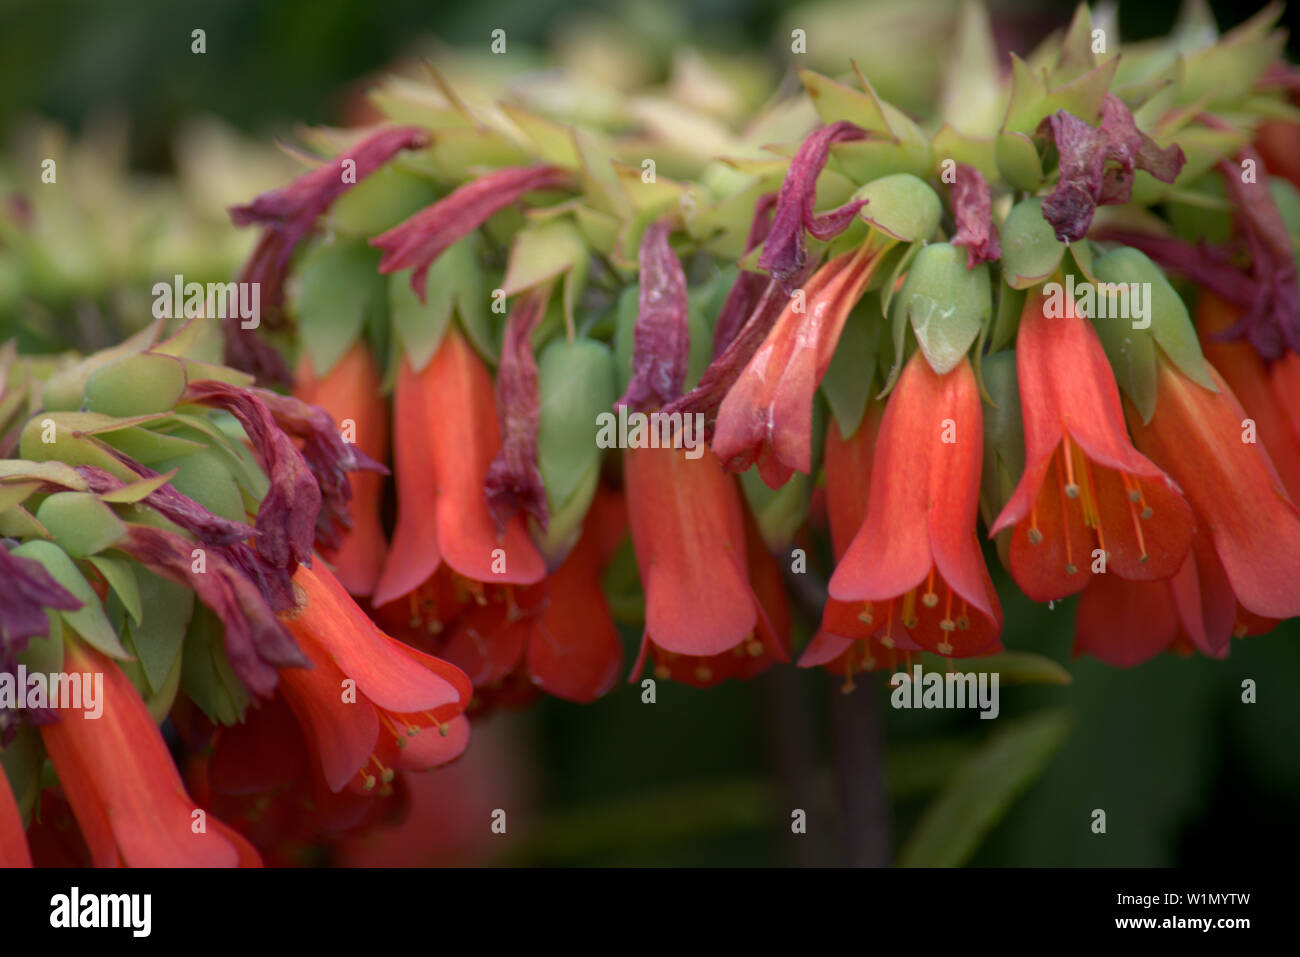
287,563,468,716
1074,573,1179,667
1004,440,1195,602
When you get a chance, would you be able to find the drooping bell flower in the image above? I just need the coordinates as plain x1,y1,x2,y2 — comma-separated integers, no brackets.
989,291,1195,601
1272,351,1300,443
1125,357,1300,624
829,353,1001,657
525,487,624,702
372,164,571,302
799,401,924,683
39,639,261,867
756,121,867,290
949,163,1001,268
1074,527,1237,667
626,443,784,685
1194,288,1300,501
485,286,551,533
228,125,430,380
372,327,547,634
195,692,398,854
0,769,31,867
293,342,390,596
278,562,473,795
712,244,880,488
1035,94,1185,242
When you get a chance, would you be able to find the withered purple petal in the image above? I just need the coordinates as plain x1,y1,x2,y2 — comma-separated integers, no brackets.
182,380,320,572
76,464,254,546
712,192,778,358
757,121,868,290
250,389,388,555
371,164,571,303
485,287,550,533
663,258,818,432
226,126,429,378
615,219,691,413
950,163,1001,268
118,525,306,696
0,545,82,675
1038,95,1185,242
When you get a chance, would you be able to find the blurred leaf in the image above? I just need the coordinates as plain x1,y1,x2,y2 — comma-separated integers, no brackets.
899,709,1073,866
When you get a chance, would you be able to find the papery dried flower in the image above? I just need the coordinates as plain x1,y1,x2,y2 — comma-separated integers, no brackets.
1037,95,1185,242
757,121,868,290
486,286,550,533
118,524,306,696
372,164,570,302
615,219,690,413
949,163,1001,268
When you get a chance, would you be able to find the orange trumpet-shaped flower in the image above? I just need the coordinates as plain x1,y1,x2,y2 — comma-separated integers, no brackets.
800,401,925,680
829,353,1001,657
1273,351,1300,445
1125,358,1300,624
526,487,624,702
990,292,1194,601
712,244,880,488
1195,289,1300,502
1073,523,1252,667
294,342,390,596
0,768,31,867
278,562,473,795
625,443,784,683
39,639,260,867
373,327,546,620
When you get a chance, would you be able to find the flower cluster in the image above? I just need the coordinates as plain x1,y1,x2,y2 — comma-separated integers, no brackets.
3,3,1300,865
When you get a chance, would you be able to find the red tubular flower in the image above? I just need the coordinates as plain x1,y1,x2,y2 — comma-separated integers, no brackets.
1195,289,1300,501
294,342,390,596
194,693,400,856
373,327,546,618
278,563,473,795
799,402,924,680
1125,357,1300,624
625,444,784,684
990,292,1194,601
829,353,1001,657
0,769,31,867
39,639,260,867
525,490,624,702
1272,351,1300,444
712,244,879,487
372,164,570,302
1074,528,1234,667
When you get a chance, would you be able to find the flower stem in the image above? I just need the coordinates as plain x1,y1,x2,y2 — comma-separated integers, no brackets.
831,674,891,866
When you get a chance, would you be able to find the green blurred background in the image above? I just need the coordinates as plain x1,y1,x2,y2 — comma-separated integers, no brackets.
2,0,1297,866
